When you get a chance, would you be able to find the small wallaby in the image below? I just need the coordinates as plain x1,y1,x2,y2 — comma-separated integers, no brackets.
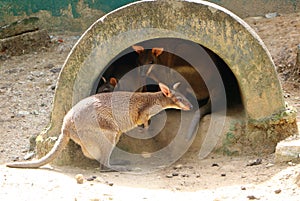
6,83,192,169
97,77,118,93
132,45,164,66
132,45,173,93
133,44,213,116
146,64,212,118
96,46,164,93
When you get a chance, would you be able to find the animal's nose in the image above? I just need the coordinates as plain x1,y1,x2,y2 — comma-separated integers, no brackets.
183,103,193,111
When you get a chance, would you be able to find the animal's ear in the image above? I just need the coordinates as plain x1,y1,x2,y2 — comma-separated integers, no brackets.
109,77,118,87
173,82,181,90
132,45,144,54
159,83,172,97
152,48,164,57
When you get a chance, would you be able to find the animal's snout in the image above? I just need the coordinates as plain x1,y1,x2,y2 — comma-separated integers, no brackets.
186,103,193,111
180,101,193,111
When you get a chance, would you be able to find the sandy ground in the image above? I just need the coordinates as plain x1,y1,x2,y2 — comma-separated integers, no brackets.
1,12,300,201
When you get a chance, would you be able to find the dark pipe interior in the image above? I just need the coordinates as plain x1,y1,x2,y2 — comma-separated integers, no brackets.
93,38,243,160
93,38,242,110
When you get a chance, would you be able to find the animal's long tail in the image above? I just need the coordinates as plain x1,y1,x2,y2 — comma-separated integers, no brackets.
6,132,70,168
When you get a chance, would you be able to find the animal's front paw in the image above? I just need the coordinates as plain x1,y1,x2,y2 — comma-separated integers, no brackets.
138,119,151,129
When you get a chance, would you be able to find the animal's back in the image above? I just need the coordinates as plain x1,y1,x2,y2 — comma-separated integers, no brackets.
70,92,142,134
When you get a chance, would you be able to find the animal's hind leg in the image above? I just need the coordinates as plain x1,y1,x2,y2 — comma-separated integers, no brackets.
80,146,94,160
98,135,131,172
97,146,130,172
83,132,127,172
80,146,120,172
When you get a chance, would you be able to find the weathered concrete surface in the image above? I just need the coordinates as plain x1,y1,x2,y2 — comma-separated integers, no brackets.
0,17,39,39
0,29,50,56
244,106,298,153
54,0,285,120
35,0,298,166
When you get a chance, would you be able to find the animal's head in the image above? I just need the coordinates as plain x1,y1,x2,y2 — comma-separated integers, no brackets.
97,77,118,93
159,82,193,111
132,45,164,66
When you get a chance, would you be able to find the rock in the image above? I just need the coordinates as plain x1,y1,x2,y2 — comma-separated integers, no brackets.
182,174,189,178
12,156,19,162
75,174,84,184
221,173,226,177
44,63,55,69
0,54,8,61
274,189,282,194
173,164,183,170
0,29,50,56
166,174,173,178
246,158,262,166
172,173,179,177
5,68,18,74
275,136,300,163
17,111,30,117
106,181,114,186
241,186,247,190
265,12,278,19
247,195,260,200
50,67,62,73
212,163,219,167
86,176,97,181
31,71,44,78
31,110,39,115
0,17,39,39
288,161,296,166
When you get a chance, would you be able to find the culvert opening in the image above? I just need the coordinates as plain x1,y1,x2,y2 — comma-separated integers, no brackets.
92,38,244,171
94,38,242,107
202,46,243,109
33,0,295,170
